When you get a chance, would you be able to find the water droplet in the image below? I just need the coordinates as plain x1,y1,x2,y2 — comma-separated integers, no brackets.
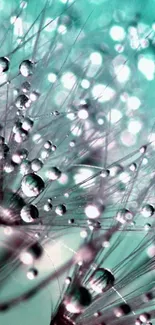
15,94,30,110
40,149,50,160
53,110,60,116
22,117,33,131
46,167,61,180
0,57,10,73
27,268,38,280
109,164,123,177
55,204,66,216
44,140,52,149
32,133,42,144
65,277,72,285
116,208,133,224
20,242,43,264
12,148,28,164
4,162,15,173
144,223,151,231
43,202,53,211
140,145,147,153
141,204,154,218
21,173,45,197
20,204,39,223
100,169,109,177
29,91,40,101
139,313,150,323
19,159,30,175
51,145,57,151
14,128,28,143
64,285,92,313
31,159,43,172
19,59,34,77
21,81,31,92
114,304,131,317
69,140,75,147
88,268,115,294
47,198,52,204
129,162,137,171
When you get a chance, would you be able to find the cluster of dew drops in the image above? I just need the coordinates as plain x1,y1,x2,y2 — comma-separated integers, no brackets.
0,1,154,325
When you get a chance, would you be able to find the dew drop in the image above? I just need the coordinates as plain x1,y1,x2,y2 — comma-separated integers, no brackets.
43,202,53,211
29,91,40,101
22,117,33,131
31,159,43,172
19,59,34,77
116,208,133,224
55,204,67,216
44,140,52,149
20,242,43,264
109,164,123,177
21,173,45,197
15,94,30,110
0,57,10,73
88,268,115,294
21,81,31,92
40,149,50,160
64,285,92,314
139,313,150,323
68,218,74,224
14,128,28,143
51,144,57,152
27,268,38,280
100,169,109,177
114,304,131,317
65,277,72,285
20,204,39,223
46,167,61,180
141,204,154,218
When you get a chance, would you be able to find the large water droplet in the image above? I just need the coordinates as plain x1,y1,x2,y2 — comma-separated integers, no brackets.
20,204,39,223
88,268,115,294
64,285,92,314
21,173,45,197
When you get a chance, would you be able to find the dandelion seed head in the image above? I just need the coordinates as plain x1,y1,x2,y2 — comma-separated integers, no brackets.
0,1,154,324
